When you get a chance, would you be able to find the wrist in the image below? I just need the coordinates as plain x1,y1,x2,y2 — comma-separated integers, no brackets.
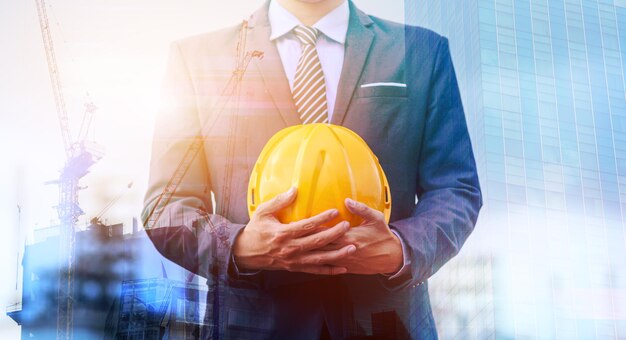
233,228,254,270
384,231,404,275
232,227,270,271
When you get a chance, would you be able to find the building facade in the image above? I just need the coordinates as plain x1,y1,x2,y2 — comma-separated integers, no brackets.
409,0,626,338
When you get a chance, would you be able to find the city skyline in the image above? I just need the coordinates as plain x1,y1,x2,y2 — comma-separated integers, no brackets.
413,0,626,338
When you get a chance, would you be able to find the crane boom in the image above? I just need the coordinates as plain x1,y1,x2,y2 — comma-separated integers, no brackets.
34,1,103,339
143,21,263,236
35,0,72,157
76,100,97,144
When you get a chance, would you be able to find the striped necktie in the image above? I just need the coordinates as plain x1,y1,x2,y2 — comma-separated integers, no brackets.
292,26,329,124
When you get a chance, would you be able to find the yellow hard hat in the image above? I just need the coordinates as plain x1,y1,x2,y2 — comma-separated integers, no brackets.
247,124,391,227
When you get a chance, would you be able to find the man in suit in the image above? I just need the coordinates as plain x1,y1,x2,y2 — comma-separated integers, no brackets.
143,0,482,338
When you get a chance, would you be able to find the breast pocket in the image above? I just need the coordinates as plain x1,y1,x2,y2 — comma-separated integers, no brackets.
357,84,408,98
353,84,409,124
349,86,409,156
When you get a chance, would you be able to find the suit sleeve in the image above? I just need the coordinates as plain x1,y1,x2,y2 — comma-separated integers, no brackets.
141,42,251,281
385,36,482,290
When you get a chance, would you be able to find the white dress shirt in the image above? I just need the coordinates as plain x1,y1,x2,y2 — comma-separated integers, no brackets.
268,0,348,121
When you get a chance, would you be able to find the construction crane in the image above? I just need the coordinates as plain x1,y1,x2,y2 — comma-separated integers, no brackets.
35,1,103,339
92,181,134,223
139,19,262,340
143,20,263,243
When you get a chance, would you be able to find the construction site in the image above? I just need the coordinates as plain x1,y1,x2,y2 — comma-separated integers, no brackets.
4,1,215,338
4,1,420,339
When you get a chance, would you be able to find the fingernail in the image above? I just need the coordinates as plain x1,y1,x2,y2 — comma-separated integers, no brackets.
337,267,348,274
346,198,355,207
347,245,356,254
343,222,350,230
330,209,339,218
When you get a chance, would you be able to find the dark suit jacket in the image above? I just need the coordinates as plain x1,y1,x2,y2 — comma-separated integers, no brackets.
143,1,482,338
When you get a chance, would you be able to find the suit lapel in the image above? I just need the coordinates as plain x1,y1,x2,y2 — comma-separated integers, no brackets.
247,3,301,126
331,1,374,126
246,1,375,127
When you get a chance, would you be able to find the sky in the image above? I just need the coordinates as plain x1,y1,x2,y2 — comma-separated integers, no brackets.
0,0,405,337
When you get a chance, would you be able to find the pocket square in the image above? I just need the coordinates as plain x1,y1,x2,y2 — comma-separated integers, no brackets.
360,82,407,88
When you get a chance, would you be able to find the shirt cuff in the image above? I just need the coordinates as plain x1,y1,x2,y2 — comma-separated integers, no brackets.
230,253,262,276
382,229,411,280
228,225,262,277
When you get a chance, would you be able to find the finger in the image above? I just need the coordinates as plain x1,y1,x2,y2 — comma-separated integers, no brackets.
255,187,297,216
297,221,350,252
315,234,351,251
316,242,346,252
297,245,357,266
345,198,384,222
287,265,348,276
282,209,339,238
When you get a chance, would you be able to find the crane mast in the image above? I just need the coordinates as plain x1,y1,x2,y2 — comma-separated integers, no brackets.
140,21,262,340
35,1,102,339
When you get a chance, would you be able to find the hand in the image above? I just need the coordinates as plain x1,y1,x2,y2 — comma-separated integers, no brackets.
233,187,357,275
320,198,403,275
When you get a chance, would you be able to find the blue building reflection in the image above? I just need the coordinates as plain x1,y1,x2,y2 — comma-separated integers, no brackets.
8,219,206,339
410,0,626,338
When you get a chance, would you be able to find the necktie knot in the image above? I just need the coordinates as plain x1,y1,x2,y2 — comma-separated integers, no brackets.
293,25,319,46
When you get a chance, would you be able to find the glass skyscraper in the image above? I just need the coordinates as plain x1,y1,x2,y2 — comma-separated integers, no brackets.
408,0,626,338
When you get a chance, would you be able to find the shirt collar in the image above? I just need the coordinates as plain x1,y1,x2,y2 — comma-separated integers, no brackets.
268,0,349,44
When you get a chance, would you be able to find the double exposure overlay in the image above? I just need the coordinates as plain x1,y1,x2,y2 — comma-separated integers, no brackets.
2,0,626,339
